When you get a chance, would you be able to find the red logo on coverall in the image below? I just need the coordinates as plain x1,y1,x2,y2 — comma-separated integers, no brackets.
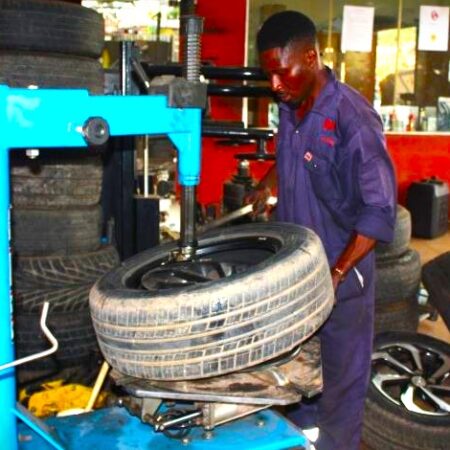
304,151,313,162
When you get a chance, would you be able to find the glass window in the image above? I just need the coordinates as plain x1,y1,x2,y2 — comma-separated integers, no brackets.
247,0,450,132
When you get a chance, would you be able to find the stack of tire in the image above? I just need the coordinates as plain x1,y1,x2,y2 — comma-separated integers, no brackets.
373,204,422,333
0,0,120,378
362,205,424,449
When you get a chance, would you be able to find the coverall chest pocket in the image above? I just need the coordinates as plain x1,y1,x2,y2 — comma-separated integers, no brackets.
303,138,342,201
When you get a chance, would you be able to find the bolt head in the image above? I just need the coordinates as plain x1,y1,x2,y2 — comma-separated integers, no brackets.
82,117,109,146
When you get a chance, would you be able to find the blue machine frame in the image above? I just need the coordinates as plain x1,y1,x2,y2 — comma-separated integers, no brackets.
0,85,309,450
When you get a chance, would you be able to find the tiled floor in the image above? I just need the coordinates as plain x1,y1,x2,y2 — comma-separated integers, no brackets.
360,227,450,450
412,229,450,343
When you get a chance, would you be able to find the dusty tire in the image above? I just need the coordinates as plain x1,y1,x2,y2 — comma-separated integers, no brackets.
14,308,100,371
12,205,102,256
362,332,450,450
90,223,334,380
0,0,104,57
375,249,421,305
0,52,103,93
375,205,411,260
14,245,120,312
11,155,103,208
374,299,419,334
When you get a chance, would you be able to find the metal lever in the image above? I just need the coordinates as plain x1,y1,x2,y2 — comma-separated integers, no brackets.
0,302,58,373
131,57,152,93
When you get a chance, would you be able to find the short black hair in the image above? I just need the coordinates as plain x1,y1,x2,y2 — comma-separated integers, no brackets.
256,10,317,53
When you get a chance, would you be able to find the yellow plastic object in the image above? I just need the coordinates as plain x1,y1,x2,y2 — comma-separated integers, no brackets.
22,380,107,418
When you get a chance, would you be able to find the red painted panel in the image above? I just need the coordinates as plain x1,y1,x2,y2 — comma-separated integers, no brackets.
198,133,450,216
197,0,246,121
386,134,450,215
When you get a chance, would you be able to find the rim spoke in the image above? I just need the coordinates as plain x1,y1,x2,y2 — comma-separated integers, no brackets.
429,355,450,382
171,268,213,282
373,351,415,375
372,373,410,405
428,384,450,393
400,384,427,413
419,386,450,413
391,343,423,372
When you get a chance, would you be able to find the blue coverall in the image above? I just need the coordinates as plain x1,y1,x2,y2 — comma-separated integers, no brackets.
277,68,397,450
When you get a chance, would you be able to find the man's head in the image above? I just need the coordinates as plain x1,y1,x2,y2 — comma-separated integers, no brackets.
257,11,322,106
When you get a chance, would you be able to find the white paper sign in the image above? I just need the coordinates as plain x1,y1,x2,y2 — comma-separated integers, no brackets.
418,6,449,51
341,5,375,52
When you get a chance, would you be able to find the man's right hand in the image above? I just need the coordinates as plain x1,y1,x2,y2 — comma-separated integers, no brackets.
245,185,273,219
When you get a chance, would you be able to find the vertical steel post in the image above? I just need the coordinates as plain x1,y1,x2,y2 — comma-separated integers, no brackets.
179,15,204,258
0,145,17,450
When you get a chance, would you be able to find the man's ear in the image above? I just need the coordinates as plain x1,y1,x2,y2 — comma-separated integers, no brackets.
305,48,318,67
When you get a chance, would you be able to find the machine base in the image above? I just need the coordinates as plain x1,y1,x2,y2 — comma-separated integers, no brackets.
18,406,310,450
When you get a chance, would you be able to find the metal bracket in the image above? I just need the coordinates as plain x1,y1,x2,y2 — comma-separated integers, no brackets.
0,302,57,373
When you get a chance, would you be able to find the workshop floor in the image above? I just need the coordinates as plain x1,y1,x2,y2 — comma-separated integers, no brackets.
412,228,450,344
360,226,450,450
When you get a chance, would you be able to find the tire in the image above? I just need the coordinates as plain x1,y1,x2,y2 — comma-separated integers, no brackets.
362,332,450,450
90,223,334,380
14,284,91,314
12,205,102,256
14,245,120,290
422,252,450,330
11,155,103,208
374,299,419,334
13,245,120,312
0,52,104,93
0,0,104,57
375,249,421,305
376,205,411,260
14,308,100,371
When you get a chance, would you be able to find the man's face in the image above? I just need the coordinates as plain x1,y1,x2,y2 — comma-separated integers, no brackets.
259,43,316,106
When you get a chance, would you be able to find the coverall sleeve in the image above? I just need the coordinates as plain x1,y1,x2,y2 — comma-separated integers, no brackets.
350,124,397,243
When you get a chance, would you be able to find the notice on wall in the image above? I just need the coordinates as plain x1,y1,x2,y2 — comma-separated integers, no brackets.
418,6,449,51
341,5,375,53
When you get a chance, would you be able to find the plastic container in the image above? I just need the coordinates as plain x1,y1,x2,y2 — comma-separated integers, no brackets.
406,177,449,239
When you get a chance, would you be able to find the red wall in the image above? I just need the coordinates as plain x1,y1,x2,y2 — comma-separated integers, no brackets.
386,134,450,215
197,0,256,207
198,134,450,213
197,0,246,122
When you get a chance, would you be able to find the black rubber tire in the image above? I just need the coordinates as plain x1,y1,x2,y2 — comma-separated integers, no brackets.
0,0,104,57
14,245,120,290
422,252,450,330
376,205,411,260
0,52,103,93
13,245,120,312
362,332,450,450
14,284,91,314
374,299,419,334
11,155,103,208
12,205,102,257
90,223,334,380
375,249,421,305
14,308,100,372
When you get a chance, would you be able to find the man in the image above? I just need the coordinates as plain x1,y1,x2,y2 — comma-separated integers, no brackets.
255,11,396,450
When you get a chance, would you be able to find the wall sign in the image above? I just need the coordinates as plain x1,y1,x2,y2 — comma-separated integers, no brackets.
341,5,375,53
418,5,449,52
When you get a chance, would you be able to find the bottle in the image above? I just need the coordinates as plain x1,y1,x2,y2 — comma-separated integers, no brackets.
420,109,428,131
406,113,416,131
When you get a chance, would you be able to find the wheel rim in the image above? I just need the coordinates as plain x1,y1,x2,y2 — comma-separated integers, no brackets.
371,339,450,416
126,236,282,292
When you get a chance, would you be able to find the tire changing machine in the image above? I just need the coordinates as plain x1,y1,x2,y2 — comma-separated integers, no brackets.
0,65,321,450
